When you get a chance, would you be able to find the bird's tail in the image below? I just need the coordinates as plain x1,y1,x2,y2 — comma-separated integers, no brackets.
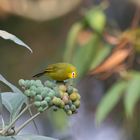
33,71,46,78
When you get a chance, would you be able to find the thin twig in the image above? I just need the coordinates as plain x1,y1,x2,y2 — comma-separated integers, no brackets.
27,104,40,134
15,107,49,135
15,112,40,135
1,104,33,135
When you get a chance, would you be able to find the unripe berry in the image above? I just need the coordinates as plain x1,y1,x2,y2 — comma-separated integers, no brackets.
45,97,51,103
66,110,72,115
19,79,25,86
35,95,43,101
45,81,55,88
34,101,41,107
64,105,70,110
35,80,42,87
59,84,67,92
67,86,73,94
24,90,30,96
70,92,78,101
41,100,48,108
36,87,43,94
71,105,76,112
38,107,44,112
59,100,65,108
41,91,48,98
30,85,37,91
73,88,78,92
30,90,36,97
52,97,61,106
74,100,80,108
77,93,81,100
48,91,55,98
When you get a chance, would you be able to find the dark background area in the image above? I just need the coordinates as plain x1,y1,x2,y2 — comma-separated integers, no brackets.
0,0,140,140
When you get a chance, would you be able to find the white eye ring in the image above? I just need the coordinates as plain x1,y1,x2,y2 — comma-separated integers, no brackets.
72,72,75,77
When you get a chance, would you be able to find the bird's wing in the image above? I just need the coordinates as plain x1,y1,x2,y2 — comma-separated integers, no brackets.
45,65,58,73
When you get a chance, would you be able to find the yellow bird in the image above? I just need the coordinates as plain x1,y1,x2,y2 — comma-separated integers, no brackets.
33,62,77,81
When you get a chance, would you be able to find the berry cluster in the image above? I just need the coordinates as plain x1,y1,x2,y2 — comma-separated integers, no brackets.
19,79,80,115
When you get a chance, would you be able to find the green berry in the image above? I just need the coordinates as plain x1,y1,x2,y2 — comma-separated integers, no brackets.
30,80,35,86
41,91,48,98
68,100,72,106
41,100,48,107
34,101,41,107
43,87,49,92
48,100,53,106
63,92,69,96
59,90,64,98
73,88,78,92
64,105,70,110
59,84,67,92
59,100,65,108
25,80,31,88
24,90,31,96
52,97,61,106
35,95,43,101
30,85,37,91
30,90,36,97
55,91,61,98
45,81,54,88
66,110,72,115
38,107,44,112
53,87,60,97
35,80,43,87
74,100,80,108
45,97,51,102
36,87,43,94
71,105,76,111
59,91,69,98
70,92,78,101
19,79,25,86
77,93,81,100
67,86,73,94
48,91,55,98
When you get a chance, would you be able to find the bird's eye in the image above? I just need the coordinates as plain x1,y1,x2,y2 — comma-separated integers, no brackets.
72,72,75,78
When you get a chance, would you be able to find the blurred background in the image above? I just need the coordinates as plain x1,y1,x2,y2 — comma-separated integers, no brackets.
1,0,140,140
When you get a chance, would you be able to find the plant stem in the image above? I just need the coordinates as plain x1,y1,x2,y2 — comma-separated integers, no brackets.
15,112,40,135
15,107,49,135
1,104,33,135
28,107,40,134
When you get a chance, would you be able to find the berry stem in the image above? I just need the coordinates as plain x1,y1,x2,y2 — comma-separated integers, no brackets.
15,112,40,135
15,107,49,135
1,104,33,135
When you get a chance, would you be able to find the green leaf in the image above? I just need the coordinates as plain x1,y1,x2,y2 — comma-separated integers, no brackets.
0,135,58,140
0,74,22,94
1,92,27,120
95,81,127,124
0,75,27,120
64,22,83,61
90,44,112,70
0,30,32,53
124,75,140,117
72,35,100,76
85,7,106,33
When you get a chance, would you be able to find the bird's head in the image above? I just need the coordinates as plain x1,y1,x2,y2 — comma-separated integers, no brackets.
68,66,77,79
